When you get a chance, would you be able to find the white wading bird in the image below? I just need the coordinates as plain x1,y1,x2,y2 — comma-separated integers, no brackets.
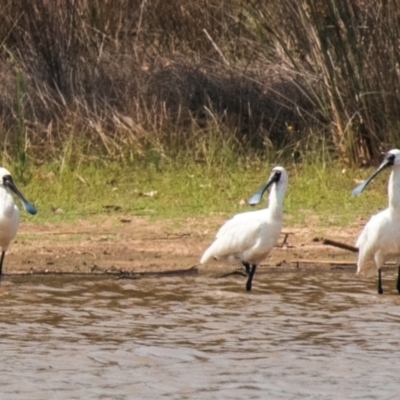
200,166,288,291
352,149,400,294
0,168,37,281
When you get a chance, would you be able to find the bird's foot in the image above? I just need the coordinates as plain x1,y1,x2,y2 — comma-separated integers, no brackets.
219,268,247,278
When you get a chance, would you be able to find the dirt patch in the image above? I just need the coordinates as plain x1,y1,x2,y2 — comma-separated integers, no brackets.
5,215,363,277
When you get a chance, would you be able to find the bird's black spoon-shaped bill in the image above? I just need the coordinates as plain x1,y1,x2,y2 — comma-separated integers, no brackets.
247,177,276,206
22,200,37,215
352,177,374,196
352,158,393,196
6,177,37,215
247,185,266,206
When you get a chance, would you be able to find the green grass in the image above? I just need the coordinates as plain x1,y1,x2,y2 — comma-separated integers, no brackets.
285,161,387,227
12,155,390,229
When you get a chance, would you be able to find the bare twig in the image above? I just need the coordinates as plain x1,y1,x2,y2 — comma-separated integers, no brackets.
203,28,230,66
322,238,359,253
219,269,247,278
275,232,293,248
6,266,198,278
117,266,198,279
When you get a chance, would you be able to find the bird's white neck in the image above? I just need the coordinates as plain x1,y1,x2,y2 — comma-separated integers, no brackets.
268,183,285,218
388,165,400,214
0,186,15,216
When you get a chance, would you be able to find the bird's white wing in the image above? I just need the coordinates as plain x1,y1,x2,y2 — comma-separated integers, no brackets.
200,209,267,263
356,212,384,276
356,212,383,250
216,208,267,236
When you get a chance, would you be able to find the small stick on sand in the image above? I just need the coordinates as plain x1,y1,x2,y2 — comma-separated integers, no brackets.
322,238,358,253
118,266,198,279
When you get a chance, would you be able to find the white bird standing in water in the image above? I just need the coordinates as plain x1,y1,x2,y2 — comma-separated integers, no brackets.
352,149,400,294
200,166,288,291
0,168,37,281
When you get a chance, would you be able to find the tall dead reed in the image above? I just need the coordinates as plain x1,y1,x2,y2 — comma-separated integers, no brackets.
257,0,400,164
0,0,398,165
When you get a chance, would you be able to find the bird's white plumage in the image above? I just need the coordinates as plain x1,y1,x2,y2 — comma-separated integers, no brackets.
356,149,400,278
0,168,19,252
200,166,288,266
0,167,36,280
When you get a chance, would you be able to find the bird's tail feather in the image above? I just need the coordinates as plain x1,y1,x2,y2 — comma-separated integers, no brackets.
201,240,222,264
356,261,377,278
200,247,213,264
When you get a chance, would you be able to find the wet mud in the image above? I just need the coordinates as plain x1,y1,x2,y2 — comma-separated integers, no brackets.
7,216,361,277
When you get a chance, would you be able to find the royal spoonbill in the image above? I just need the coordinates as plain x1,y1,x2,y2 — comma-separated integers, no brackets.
352,148,400,294
200,166,288,291
0,168,37,281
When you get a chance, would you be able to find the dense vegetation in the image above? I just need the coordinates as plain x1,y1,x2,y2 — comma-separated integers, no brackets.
1,0,399,169
0,1,397,224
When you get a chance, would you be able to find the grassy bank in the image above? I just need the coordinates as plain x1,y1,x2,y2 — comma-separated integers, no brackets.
0,0,397,225
15,152,388,229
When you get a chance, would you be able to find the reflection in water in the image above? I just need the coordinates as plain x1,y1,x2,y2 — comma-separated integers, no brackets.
0,269,399,399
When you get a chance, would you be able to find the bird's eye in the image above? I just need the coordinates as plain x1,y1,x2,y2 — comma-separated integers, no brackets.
387,154,396,165
274,171,282,182
3,175,11,185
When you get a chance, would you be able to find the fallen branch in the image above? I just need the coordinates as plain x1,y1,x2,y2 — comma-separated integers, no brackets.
291,259,356,266
290,259,399,269
6,266,199,278
7,271,114,276
117,266,198,279
219,269,247,278
275,232,293,248
322,238,358,253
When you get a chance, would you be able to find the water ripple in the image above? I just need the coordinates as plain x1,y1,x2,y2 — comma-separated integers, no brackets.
0,270,399,399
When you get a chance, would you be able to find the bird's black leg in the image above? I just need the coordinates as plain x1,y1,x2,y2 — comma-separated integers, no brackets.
397,266,400,294
0,251,5,283
378,268,383,295
242,262,251,276
246,264,257,292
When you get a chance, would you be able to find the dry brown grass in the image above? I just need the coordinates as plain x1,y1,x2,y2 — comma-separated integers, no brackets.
0,0,398,165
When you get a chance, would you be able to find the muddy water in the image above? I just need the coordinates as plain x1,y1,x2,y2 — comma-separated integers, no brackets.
0,269,400,399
